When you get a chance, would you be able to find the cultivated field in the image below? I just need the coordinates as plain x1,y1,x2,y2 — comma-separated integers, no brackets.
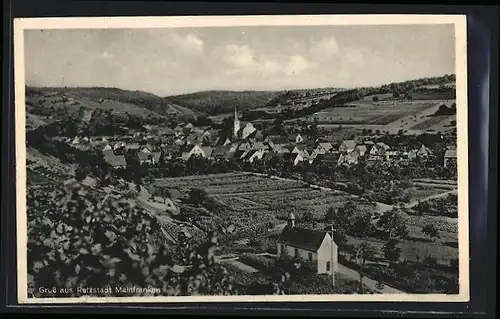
153,172,373,222
152,173,458,267
311,102,436,126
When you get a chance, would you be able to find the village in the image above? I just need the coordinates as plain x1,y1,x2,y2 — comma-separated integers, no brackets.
59,107,458,172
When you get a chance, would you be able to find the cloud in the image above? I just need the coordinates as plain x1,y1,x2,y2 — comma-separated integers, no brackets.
285,55,311,76
309,36,340,62
214,43,314,79
217,44,256,69
164,33,204,56
256,59,283,78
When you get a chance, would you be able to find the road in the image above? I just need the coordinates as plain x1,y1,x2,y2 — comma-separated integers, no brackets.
216,252,407,294
336,263,405,294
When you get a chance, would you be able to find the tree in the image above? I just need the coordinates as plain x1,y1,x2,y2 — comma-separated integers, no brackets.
376,208,409,239
421,223,440,241
372,96,379,102
382,239,401,266
355,241,377,293
188,188,209,207
302,211,314,224
26,183,236,298
349,211,374,238
74,166,89,182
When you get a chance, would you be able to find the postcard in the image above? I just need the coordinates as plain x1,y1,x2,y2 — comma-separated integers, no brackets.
14,14,469,303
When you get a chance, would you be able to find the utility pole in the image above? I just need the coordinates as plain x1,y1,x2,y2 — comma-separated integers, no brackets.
330,224,336,287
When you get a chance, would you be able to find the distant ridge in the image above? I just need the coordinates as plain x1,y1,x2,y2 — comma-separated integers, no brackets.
25,86,199,117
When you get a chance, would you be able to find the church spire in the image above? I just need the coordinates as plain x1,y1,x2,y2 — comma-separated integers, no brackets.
233,107,240,138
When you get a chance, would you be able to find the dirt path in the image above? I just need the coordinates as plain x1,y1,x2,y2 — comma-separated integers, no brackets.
404,189,458,209
337,264,405,294
213,187,310,197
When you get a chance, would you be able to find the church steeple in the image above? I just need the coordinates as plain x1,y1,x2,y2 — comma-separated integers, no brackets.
233,107,240,138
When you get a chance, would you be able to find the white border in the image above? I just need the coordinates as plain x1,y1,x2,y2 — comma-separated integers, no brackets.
14,14,469,304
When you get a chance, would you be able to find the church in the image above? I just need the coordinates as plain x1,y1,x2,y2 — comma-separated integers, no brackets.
233,108,257,140
277,213,338,277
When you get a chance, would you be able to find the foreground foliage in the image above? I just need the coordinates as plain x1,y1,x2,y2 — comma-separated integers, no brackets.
27,183,234,297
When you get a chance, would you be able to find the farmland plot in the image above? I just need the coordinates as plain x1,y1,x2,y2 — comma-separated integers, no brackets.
311,102,435,126
154,173,363,221
409,115,451,131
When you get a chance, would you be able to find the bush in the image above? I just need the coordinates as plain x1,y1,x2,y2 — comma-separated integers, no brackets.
27,184,234,298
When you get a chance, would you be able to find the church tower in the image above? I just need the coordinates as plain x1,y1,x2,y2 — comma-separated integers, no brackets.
233,107,240,138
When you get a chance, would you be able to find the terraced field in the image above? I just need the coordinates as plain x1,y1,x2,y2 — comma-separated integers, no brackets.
153,172,309,195
153,173,372,221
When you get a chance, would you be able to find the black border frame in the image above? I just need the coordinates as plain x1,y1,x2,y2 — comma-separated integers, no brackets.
2,2,497,317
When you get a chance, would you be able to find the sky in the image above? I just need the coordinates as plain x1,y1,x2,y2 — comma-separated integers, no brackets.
24,24,455,96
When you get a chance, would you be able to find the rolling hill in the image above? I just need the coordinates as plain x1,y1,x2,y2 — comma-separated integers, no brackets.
167,90,281,115
25,86,199,120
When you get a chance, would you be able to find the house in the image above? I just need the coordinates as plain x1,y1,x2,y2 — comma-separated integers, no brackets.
444,149,457,168
160,145,181,160
230,150,248,161
354,144,367,157
265,135,287,145
241,122,257,139
262,151,280,163
102,149,115,158
251,141,267,152
81,136,90,143
140,145,153,154
101,143,113,152
181,144,205,160
71,136,80,145
385,150,400,162
277,213,338,276
91,136,109,143
103,154,127,169
275,144,292,154
339,140,357,154
291,145,310,158
113,141,126,151
367,142,390,161
338,151,359,166
408,149,418,161
318,142,334,153
125,143,141,152
159,127,176,136
283,152,304,166
375,142,390,153
212,145,230,159
185,132,203,145
417,145,433,158
318,152,341,165
174,137,186,146
200,146,214,159
244,149,265,163
237,141,252,151
287,133,305,144
229,143,240,153
310,143,330,158
222,138,232,146
246,130,265,142
138,151,161,165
